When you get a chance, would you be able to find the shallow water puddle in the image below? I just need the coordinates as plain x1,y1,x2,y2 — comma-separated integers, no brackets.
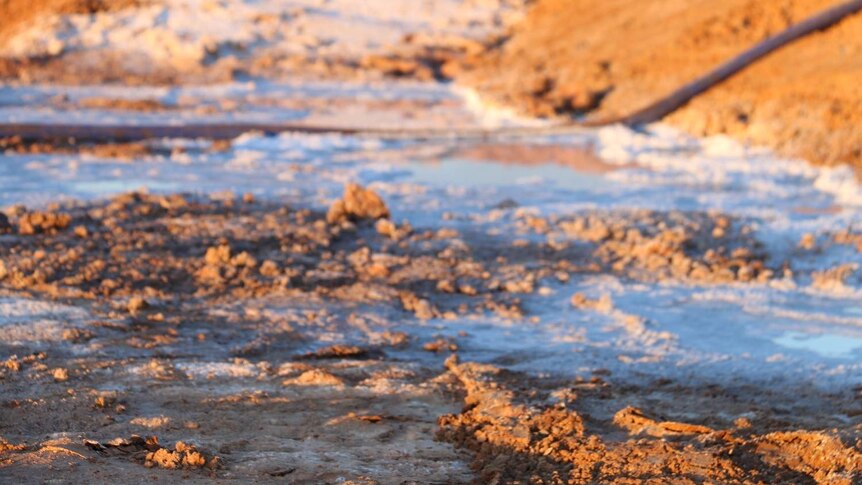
403,142,621,190
72,179,180,196
773,331,862,359
406,157,611,190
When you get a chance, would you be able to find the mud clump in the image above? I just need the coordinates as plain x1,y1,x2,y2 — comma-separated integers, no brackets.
549,210,773,283
297,344,379,360
0,136,155,159
613,406,713,437
126,296,149,315
755,431,862,484
16,211,71,235
0,191,531,321
811,263,857,291
145,441,217,470
570,293,613,313
51,367,69,382
327,183,391,224
833,229,862,253
196,243,259,287
284,369,345,387
0,438,27,453
85,435,221,471
423,338,458,353
0,192,794,328
400,291,438,320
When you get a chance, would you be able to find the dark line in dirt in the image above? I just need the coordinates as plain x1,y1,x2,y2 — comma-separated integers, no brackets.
0,122,364,142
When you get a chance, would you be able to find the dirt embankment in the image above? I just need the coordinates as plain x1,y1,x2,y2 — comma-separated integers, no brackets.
0,0,142,80
0,0,139,43
459,0,862,171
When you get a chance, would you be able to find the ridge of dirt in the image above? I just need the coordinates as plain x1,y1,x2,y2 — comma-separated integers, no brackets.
0,190,783,313
438,356,862,484
458,0,862,172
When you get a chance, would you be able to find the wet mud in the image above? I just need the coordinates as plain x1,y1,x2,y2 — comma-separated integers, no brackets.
0,186,859,482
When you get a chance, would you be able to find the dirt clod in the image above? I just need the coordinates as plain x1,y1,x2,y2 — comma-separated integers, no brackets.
327,183,391,224
17,211,71,235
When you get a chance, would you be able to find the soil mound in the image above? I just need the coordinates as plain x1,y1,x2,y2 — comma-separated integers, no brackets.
459,0,862,171
0,0,139,43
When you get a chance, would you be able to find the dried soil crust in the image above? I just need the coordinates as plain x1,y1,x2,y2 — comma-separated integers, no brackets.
459,0,862,171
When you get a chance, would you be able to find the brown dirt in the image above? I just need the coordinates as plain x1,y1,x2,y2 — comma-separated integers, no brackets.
438,356,862,484
0,0,140,45
0,0,146,82
459,0,862,171
0,186,857,482
326,183,392,225
0,189,784,312
0,0,517,85
84,435,222,471
1,136,156,159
